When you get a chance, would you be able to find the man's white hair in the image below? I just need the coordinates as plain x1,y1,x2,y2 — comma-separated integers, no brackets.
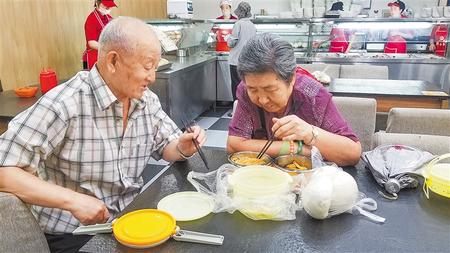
98,16,157,56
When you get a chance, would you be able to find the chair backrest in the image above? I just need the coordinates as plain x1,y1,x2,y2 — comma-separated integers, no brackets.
0,192,50,253
298,63,341,79
372,132,450,155
340,65,389,79
332,96,377,152
386,108,450,136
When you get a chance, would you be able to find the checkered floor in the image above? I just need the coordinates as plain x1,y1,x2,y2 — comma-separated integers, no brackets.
141,106,232,190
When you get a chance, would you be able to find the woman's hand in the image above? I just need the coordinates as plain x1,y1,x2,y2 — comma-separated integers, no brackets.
177,125,206,157
272,115,312,142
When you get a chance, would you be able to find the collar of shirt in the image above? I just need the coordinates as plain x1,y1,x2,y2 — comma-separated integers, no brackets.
94,8,112,22
88,66,147,112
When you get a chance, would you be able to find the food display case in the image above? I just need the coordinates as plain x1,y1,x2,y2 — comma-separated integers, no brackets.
307,18,450,94
211,18,450,60
253,19,311,59
146,19,214,55
211,19,312,59
211,18,450,98
309,18,450,60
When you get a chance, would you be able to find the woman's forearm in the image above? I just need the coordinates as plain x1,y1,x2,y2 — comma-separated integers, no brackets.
310,127,361,166
227,129,361,166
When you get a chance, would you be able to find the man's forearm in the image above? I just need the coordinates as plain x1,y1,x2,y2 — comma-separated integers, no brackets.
162,140,186,162
0,166,77,211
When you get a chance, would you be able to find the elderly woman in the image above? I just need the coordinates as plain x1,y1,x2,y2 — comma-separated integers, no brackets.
227,1,257,101
227,33,361,166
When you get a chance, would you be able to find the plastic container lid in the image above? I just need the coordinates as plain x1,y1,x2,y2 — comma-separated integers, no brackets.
423,154,450,199
112,209,176,248
429,163,450,182
157,191,214,221
229,165,293,198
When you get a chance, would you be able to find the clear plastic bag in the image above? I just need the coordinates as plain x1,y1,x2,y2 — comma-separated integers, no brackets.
187,164,301,221
301,166,385,223
186,147,340,221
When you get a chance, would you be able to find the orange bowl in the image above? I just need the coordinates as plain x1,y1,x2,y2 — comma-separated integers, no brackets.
14,87,38,98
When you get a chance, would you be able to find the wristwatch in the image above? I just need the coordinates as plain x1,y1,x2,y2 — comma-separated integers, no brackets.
307,125,319,146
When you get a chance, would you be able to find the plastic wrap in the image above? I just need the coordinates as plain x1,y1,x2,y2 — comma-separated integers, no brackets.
301,166,385,223
187,147,353,221
187,164,301,221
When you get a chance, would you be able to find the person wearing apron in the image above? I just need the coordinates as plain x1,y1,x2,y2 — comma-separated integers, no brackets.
322,2,355,53
384,1,413,54
329,28,351,53
82,0,116,70
429,24,448,57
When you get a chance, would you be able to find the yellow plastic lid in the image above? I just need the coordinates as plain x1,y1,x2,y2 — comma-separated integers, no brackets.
112,209,176,247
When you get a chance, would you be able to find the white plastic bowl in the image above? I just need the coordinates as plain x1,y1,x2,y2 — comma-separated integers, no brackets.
228,165,293,198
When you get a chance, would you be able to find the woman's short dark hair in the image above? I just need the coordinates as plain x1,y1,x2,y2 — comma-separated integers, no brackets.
237,33,296,84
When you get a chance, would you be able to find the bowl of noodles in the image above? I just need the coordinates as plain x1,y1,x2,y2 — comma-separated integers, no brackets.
274,155,313,175
228,151,272,167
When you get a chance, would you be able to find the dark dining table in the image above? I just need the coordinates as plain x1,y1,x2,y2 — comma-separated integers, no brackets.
80,147,450,253
328,78,449,112
0,89,41,121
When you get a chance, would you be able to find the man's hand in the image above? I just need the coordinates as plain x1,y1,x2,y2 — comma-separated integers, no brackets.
177,125,207,157
67,192,110,225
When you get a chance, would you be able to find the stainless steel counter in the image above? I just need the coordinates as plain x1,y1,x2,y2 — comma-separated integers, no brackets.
152,54,217,128
156,54,217,79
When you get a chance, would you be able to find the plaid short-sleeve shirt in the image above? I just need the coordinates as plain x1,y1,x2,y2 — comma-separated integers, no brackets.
0,66,181,234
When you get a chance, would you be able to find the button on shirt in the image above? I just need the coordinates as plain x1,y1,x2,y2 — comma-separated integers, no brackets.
0,66,181,233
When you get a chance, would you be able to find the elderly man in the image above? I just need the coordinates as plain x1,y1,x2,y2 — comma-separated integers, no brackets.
0,17,205,252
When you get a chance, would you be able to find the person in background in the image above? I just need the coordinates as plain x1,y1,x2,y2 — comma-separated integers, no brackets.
216,0,237,20
227,33,361,166
429,24,448,57
316,2,355,53
226,1,257,103
82,0,117,70
0,17,206,252
328,27,355,53
383,0,414,54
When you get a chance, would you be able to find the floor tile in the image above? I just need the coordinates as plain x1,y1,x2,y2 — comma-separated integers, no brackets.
221,109,234,119
209,118,231,131
203,130,229,148
200,107,230,117
196,117,220,130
